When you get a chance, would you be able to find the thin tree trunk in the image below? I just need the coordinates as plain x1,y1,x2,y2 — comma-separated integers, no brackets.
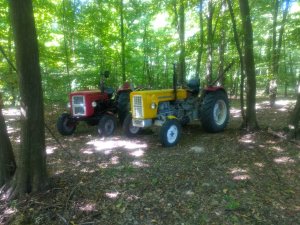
238,0,259,130
8,0,47,195
196,0,204,78
270,0,291,104
218,0,226,86
0,94,16,187
178,0,186,86
227,0,245,121
120,0,126,82
288,91,300,138
206,0,214,85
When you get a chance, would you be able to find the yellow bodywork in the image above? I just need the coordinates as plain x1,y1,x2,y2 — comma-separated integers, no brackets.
130,89,187,119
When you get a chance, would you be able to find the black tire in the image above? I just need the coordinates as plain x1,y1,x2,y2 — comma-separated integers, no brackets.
97,114,117,137
200,91,229,133
117,91,131,124
159,119,182,147
123,114,141,137
57,113,76,135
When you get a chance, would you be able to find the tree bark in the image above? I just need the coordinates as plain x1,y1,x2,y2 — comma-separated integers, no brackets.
0,94,16,187
120,0,126,82
206,0,214,85
238,0,259,130
270,0,291,104
195,0,204,78
227,0,245,121
178,0,186,86
8,0,47,195
288,91,300,138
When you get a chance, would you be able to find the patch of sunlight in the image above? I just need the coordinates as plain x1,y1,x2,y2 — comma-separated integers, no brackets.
130,149,144,157
274,156,295,164
110,156,119,165
239,134,255,144
254,162,265,168
86,138,147,153
230,108,241,118
54,170,65,175
132,160,149,168
80,168,95,173
6,125,16,134
46,146,57,155
278,107,288,112
276,99,296,106
271,146,285,152
2,108,20,116
78,202,96,212
230,167,251,181
105,191,119,199
82,147,94,155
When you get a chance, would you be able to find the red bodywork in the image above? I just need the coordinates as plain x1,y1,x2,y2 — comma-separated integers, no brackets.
69,90,108,117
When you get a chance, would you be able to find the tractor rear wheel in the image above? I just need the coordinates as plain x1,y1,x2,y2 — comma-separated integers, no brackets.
159,119,182,147
57,113,77,135
123,114,141,137
97,114,117,137
200,91,229,132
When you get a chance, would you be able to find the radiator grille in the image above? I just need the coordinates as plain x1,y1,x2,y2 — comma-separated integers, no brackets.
72,95,86,116
133,95,143,118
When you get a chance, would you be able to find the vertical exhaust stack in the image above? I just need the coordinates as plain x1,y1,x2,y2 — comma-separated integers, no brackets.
173,63,177,101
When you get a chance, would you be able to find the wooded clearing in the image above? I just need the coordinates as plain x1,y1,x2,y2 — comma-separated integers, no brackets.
0,0,300,224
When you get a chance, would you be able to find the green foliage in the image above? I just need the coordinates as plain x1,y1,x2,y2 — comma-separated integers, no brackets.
0,0,299,104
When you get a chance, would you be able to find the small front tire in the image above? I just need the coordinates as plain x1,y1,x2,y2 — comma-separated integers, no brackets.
57,113,77,136
159,119,182,147
98,114,117,137
123,114,141,137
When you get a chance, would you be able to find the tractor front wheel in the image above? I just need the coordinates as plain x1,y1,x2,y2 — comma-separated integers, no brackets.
159,119,182,147
98,114,117,136
57,113,77,135
201,91,229,132
123,114,141,137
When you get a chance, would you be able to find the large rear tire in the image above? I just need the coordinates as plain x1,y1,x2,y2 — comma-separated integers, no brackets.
159,119,182,147
200,91,229,133
57,113,76,135
123,114,141,137
97,114,117,137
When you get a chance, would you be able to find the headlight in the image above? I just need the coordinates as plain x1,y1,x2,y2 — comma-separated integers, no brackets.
92,101,97,107
67,102,71,108
151,102,157,109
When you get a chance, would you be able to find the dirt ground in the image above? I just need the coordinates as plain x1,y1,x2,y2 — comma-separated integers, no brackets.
1,97,299,225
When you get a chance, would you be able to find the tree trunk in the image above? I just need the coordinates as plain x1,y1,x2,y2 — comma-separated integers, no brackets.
238,0,259,130
288,91,300,138
8,0,47,195
195,0,204,78
178,0,186,86
218,0,226,86
0,94,16,187
120,0,126,82
227,0,245,121
270,0,291,104
206,0,214,85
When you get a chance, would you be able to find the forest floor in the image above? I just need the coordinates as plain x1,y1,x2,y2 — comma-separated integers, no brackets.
1,97,300,225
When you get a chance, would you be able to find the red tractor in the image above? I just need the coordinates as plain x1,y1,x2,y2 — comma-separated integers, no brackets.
57,71,132,136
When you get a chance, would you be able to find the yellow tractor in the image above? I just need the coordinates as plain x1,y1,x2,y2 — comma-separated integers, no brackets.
123,67,229,147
